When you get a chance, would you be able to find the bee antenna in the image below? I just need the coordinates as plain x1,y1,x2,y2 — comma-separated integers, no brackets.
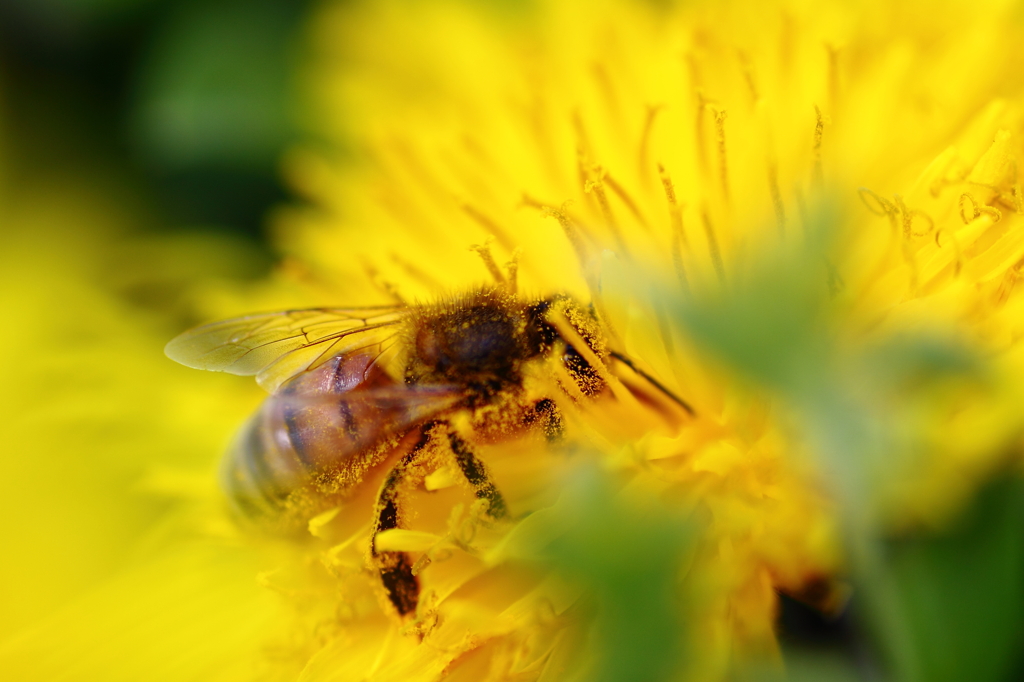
609,350,696,417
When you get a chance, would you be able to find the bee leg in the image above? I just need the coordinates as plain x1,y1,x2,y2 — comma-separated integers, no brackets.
446,431,509,520
371,422,441,617
531,398,565,442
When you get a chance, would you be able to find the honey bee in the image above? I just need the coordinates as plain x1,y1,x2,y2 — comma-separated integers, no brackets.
166,286,693,616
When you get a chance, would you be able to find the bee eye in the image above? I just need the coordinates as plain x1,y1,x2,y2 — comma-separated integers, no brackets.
562,344,586,368
562,344,590,375
415,327,442,367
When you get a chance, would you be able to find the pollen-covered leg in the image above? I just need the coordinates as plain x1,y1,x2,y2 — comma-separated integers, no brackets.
530,397,565,442
446,431,509,519
371,423,440,617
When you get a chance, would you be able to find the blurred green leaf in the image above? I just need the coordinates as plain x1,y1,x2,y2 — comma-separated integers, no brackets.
662,206,846,404
544,468,692,682
781,650,864,682
4,0,156,31
675,250,833,394
131,0,299,171
858,336,982,392
884,477,1024,682
654,206,1017,682
51,0,154,16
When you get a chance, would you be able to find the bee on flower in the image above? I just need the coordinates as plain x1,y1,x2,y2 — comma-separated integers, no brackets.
155,0,1024,680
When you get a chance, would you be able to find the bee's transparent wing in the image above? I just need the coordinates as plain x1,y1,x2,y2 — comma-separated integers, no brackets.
165,306,408,392
269,383,464,454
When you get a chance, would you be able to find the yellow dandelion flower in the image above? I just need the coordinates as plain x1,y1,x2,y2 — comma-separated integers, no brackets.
31,0,1021,680
239,0,1024,679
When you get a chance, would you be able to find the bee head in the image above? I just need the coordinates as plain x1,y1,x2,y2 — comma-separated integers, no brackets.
405,289,610,401
407,290,527,389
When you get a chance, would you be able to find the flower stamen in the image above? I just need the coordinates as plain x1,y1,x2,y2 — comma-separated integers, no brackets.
858,187,900,234
826,44,841,115
813,105,825,187
469,238,506,285
739,50,760,107
659,165,691,294
585,167,631,256
894,195,935,238
390,252,443,292
362,259,407,304
591,62,624,128
694,90,711,173
795,184,811,238
993,255,1024,305
505,248,522,295
959,192,980,223
603,171,651,232
461,203,515,250
541,201,592,275
702,207,727,285
768,161,786,238
639,104,664,183
959,192,1001,224
572,111,594,194
824,257,844,297
934,227,964,278
713,107,731,203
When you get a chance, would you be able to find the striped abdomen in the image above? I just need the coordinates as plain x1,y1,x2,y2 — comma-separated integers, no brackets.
221,353,461,518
